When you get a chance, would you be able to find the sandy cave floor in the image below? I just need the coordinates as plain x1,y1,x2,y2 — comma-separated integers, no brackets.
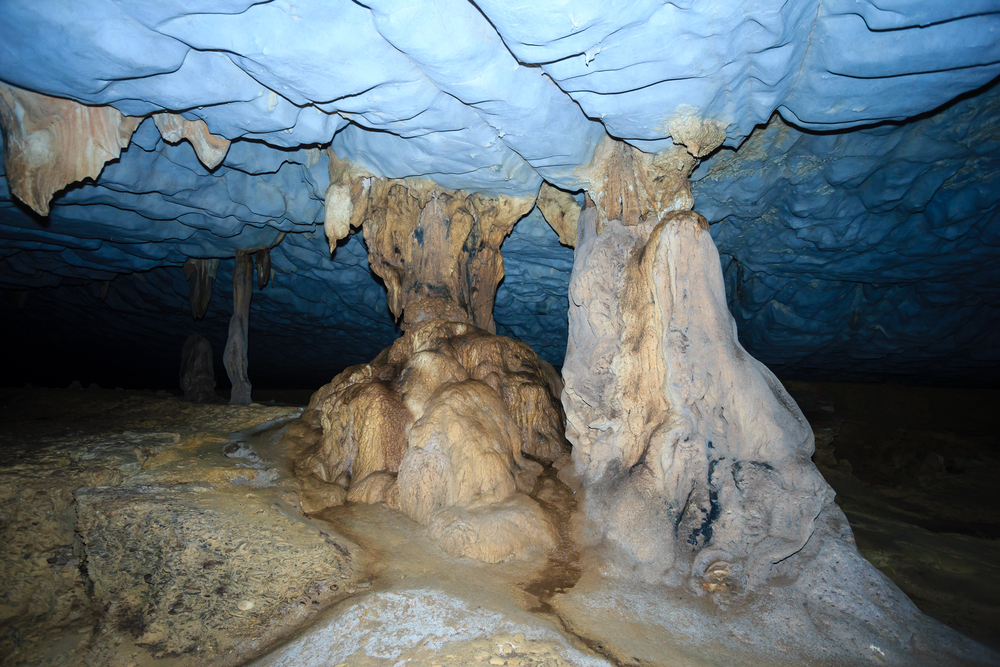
0,383,998,666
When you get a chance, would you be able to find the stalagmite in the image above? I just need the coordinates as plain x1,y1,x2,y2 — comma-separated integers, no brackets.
224,252,253,406
563,204,832,590
564,135,821,582
556,134,961,657
179,332,218,403
292,159,562,562
183,258,220,320
0,82,140,216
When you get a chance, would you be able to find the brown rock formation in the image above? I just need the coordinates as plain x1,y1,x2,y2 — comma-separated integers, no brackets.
323,151,535,333
0,83,139,216
255,248,271,290
179,333,218,403
576,135,698,231
183,257,220,320
564,204,831,592
563,138,939,658
224,252,253,406
152,113,230,170
295,320,563,562
535,182,581,247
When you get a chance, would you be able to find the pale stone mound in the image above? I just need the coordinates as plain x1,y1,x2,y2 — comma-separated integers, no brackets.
427,495,557,563
295,320,564,562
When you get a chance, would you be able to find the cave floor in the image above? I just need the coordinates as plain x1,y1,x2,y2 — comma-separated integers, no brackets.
785,382,1000,654
1,384,998,667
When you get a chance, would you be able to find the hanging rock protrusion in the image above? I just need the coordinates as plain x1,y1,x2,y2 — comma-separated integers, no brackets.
536,182,582,247
255,248,271,290
183,258,220,320
0,82,140,216
323,151,535,333
152,113,230,170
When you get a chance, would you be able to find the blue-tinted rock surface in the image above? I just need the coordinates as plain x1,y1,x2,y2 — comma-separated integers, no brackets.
1,1,998,387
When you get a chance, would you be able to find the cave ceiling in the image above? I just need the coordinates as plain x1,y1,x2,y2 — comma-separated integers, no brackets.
1,0,999,386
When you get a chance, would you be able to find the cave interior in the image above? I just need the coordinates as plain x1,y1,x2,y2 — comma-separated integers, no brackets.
1,2,999,666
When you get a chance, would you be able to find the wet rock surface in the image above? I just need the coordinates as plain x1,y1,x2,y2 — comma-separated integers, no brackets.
1,385,998,667
788,382,1000,654
0,388,361,667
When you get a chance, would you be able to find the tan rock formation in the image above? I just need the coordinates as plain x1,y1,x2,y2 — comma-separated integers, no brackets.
665,110,727,158
564,204,832,592
536,182,581,247
323,151,535,333
295,320,563,562
224,252,253,406
152,113,230,170
0,83,139,216
576,135,697,231
183,257,220,320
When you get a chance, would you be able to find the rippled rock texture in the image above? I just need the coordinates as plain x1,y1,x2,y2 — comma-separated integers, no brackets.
1,2,999,385
0,389,363,667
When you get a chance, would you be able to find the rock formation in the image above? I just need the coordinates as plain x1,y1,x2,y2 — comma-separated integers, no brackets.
151,113,230,170
224,252,253,406
179,332,217,403
294,168,563,561
0,82,139,216
324,151,537,333
182,258,220,320
564,203,831,591
294,319,562,562
559,136,950,655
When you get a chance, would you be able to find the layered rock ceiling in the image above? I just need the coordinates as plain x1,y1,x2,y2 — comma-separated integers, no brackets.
1,0,999,387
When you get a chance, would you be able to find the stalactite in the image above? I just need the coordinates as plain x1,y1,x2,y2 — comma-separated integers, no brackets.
183,258,220,320
152,113,230,170
0,82,139,216
255,248,271,290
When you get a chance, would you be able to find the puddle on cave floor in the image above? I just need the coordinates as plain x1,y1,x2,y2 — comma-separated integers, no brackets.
523,466,583,615
311,464,585,620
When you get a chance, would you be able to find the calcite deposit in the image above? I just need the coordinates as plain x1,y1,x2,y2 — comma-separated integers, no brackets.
1,2,999,663
563,204,831,590
294,320,562,562
224,251,254,406
179,332,217,403
0,82,139,216
290,167,567,561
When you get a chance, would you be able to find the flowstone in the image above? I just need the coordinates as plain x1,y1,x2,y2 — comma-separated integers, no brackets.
563,205,831,591
294,321,562,563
